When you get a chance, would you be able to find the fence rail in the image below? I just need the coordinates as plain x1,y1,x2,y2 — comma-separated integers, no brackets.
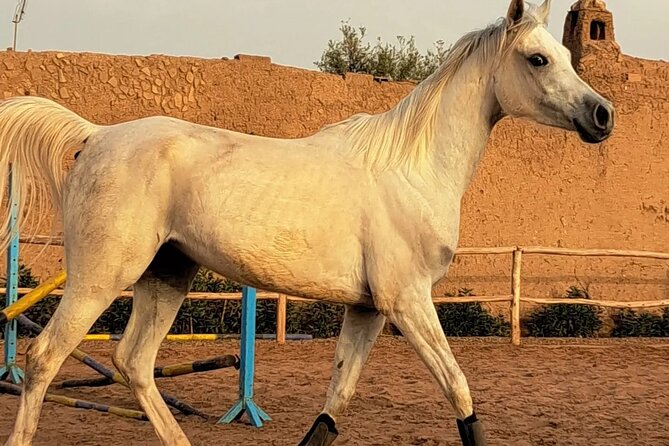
8,236,669,345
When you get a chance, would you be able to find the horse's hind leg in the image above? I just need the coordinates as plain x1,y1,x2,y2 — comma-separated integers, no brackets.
299,305,386,446
4,270,149,446
383,286,486,446
112,244,198,446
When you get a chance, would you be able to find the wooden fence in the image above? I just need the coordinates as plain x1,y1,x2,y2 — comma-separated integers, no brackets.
6,236,669,345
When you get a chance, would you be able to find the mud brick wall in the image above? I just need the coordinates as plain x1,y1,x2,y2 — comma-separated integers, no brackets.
0,42,666,307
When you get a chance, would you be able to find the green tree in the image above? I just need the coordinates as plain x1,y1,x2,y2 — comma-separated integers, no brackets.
315,21,450,82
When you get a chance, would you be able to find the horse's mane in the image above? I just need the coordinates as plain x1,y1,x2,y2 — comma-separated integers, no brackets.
330,9,543,172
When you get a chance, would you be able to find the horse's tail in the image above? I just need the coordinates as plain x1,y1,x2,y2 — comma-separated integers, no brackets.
0,96,100,251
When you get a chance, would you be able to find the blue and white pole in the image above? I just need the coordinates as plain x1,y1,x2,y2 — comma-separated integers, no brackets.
218,286,271,427
0,166,25,383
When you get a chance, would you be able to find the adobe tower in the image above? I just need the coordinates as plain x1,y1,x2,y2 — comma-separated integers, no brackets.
562,0,619,70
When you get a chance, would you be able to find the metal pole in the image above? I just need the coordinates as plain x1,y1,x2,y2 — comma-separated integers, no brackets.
0,166,25,383
11,0,28,51
218,286,270,427
12,22,18,51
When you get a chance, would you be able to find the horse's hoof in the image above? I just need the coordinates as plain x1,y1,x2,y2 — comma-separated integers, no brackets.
298,413,338,446
456,412,487,446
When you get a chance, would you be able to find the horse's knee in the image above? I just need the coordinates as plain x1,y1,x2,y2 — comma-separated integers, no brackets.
112,347,151,391
112,349,139,385
23,337,52,386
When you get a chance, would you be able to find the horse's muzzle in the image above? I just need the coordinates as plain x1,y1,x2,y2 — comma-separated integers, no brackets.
573,96,615,144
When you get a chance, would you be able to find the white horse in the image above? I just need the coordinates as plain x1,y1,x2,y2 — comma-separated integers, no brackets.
0,1,613,445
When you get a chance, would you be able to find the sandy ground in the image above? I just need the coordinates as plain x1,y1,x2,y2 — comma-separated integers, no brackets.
1,337,668,446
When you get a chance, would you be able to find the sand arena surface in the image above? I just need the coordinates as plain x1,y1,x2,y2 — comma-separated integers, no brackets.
1,337,668,445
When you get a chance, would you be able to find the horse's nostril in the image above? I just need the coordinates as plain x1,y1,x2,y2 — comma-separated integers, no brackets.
593,104,610,130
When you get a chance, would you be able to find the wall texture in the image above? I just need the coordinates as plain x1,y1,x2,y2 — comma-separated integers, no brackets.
0,7,667,310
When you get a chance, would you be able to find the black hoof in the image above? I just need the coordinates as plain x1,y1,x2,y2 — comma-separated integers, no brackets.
298,413,339,446
456,412,487,446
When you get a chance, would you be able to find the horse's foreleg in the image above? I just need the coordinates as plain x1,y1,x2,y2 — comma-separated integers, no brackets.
385,288,487,446
298,305,385,446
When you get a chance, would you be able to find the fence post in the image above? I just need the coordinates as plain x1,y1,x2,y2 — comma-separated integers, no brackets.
511,248,522,346
276,294,287,345
0,167,24,383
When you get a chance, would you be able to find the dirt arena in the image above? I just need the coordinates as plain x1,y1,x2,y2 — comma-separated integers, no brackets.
1,337,668,446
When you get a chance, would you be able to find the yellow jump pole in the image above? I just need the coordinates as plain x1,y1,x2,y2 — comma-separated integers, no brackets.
58,355,240,389
17,315,212,420
0,270,67,324
0,381,148,421
83,334,230,341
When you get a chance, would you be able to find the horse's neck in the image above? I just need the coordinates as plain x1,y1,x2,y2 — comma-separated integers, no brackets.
412,60,499,203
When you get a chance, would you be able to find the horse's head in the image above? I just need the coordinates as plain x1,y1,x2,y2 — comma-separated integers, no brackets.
493,0,614,144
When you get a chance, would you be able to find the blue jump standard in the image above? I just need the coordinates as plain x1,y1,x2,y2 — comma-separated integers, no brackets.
218,286,271,427
0,171,25,384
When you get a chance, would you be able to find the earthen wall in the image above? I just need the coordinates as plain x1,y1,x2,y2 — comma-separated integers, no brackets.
0,42,666,307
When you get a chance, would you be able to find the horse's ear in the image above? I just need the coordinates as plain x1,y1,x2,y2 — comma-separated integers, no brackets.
506,0,525,26
537,0,551,24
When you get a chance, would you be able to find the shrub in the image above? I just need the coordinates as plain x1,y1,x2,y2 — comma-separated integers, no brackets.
0,262,41,288
17,264,39,288
315,21,449,82
12,267,557,341
524,286,603,337
287,302,345,339
5,265,346,339
611,308,669,337
169,299,278,335
387,288,509,337
436,288,510,337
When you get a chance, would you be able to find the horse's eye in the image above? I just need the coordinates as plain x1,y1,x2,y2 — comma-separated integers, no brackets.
528,54,549,67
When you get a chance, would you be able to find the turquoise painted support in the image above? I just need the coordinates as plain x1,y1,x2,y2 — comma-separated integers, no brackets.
218,286,270,427
0,168,24,383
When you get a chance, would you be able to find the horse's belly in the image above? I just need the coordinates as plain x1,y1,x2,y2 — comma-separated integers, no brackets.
172,212,371,306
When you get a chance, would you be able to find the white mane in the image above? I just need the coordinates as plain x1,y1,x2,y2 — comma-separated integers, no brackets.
329,11,543,172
